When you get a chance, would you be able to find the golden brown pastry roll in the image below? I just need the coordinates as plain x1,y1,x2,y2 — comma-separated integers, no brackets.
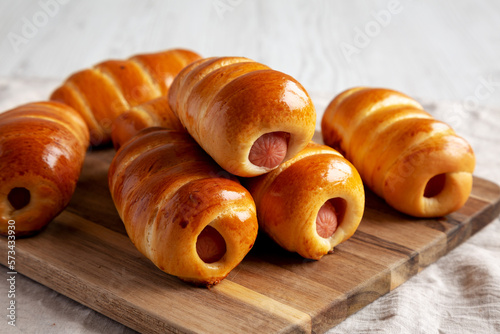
51,49,201,145
108,128,258,286
168,57,316,177
322,87,475,217
244,142,365,260
110,95,184,150
0,102,89,236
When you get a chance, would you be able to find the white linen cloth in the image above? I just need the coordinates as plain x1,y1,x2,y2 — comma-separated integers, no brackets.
0,78,499,334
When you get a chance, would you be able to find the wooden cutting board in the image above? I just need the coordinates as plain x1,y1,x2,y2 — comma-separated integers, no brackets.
1,147,499,334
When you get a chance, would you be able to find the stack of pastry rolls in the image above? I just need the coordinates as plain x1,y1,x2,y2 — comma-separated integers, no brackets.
1,48,475,287
110,56,366,283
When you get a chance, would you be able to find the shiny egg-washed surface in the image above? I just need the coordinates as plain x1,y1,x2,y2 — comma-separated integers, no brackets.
110,95,184,150
322,87,475,217
51,49,201,145
108,128,258,286
168,57,316,177
244,141,365,260
0,101,89,235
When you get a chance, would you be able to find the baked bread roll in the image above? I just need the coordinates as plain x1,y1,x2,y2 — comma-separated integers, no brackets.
168,57,316,177
51,49,200,146
108,128,258,286
0,102,89,236
322,87,475,217
244,142,365,260
111,95,183,150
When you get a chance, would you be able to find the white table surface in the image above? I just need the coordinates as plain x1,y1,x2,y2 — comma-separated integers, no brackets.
1,1,499,333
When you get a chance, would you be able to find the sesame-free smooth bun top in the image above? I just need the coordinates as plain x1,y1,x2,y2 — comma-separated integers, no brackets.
244,142,365,260
51,48,201,146
168,57,316,177
108,128,258,286
110,95,184,150
0,101,89,236
321,87,475,217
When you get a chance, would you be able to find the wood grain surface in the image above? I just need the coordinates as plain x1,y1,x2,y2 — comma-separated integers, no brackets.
2,1,500,332
1,145,499,334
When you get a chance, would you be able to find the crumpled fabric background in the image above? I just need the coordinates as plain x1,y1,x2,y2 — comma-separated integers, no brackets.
0,78,499,333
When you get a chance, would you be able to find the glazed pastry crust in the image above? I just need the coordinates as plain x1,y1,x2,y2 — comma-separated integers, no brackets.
108,128,258,286
168,57,316,177
245,142,365,260
0,101,89,236
322,87,475,217
51,49,200,145
110,95,184,150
